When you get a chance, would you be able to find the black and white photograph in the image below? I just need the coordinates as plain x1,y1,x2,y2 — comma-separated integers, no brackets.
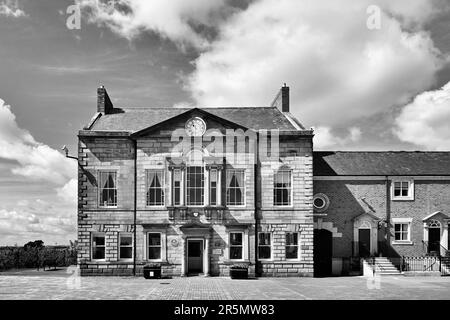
1,0,450,315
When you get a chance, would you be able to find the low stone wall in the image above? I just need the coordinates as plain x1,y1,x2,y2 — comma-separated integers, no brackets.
259,262,313,277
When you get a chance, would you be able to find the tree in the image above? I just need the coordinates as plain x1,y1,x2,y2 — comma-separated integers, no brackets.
24,240,44,249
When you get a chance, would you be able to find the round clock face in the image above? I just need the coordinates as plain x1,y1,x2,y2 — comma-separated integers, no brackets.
185,117,206,136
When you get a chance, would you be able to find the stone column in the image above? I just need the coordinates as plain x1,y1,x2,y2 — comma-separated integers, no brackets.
167,169,173,207
204,168,209,206
180,169,185,206
217,169,222,206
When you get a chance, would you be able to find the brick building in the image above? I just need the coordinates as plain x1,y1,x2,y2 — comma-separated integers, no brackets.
313,152,450,275
77,85,450,277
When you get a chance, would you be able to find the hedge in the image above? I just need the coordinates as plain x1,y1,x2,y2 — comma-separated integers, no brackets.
0,246,77,271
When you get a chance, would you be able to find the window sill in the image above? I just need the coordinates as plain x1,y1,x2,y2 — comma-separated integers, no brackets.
88,260,107,263
392,241,413,245
392,197,414,201
145,260,169,265
221,260,251,265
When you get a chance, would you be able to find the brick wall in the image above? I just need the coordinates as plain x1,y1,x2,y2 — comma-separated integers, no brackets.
313,179,450,258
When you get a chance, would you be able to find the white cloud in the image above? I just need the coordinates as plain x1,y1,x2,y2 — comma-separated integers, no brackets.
0,99,78,245
0,200,76,245
186,0,445,131
0,0,27,17
79,0,449,150
79,0,233,49
314,126,362,149
56,178,77,204
0,99,77,184
394,81,450,150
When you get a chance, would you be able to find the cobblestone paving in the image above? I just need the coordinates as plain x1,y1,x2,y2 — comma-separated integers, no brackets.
1,269,450,300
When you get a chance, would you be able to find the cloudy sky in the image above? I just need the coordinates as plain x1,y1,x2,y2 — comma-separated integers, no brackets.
0,0,449,245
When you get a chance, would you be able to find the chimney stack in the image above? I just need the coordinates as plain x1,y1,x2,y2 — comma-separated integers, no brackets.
270,83,290,113
97,85,113,114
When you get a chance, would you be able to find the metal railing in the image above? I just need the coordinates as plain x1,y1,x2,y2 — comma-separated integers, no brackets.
402,256,440,272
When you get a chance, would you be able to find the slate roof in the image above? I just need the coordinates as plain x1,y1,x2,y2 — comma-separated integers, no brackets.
88,107,304,132
314,152,450,176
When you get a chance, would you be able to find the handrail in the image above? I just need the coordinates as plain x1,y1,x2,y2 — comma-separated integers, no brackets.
424,257,438,271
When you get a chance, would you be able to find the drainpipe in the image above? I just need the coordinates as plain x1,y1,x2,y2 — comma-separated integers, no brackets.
254,131,260,277
385,175,391,257
133,139,137,276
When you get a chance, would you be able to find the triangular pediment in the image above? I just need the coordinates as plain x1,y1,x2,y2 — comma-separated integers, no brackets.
353,211,381,222
130,108,249,139
422,211,450,221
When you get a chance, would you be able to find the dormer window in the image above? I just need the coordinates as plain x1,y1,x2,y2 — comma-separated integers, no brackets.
392,179,414,201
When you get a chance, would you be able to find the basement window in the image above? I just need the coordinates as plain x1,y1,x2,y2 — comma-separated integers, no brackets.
119,234,133,260
147,233,162,261
258,232,272,260
285,232,299,260
229,232,243,260
92,233,105,260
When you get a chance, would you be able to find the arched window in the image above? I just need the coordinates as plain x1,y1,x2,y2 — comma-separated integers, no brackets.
146,170,165,206
428,219,441,228
226,169,244,206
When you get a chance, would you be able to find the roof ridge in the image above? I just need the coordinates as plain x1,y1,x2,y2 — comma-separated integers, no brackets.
314,151,450,153
121,106,274,110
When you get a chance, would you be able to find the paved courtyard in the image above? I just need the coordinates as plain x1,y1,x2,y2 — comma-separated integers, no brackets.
1,268,450,300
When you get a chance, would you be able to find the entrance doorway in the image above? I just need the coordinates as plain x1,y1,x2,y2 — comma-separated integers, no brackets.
187,239,204,275
314,229,332,277
428,228,441,255
358,229,371,258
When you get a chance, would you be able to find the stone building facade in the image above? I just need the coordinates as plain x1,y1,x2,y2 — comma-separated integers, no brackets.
78,85,314,277
77,86,450,277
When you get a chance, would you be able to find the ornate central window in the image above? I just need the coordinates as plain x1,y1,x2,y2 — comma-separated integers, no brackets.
168,149,223,207
186,166,204,206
